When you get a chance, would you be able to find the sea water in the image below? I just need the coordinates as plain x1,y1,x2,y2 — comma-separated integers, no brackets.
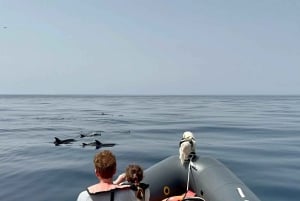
0,95,299,201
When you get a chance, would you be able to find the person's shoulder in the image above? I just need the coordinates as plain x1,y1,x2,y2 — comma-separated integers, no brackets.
78,190,89,197
77,190,90,201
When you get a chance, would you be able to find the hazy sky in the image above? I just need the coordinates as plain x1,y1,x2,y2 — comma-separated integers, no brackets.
1,1,299,95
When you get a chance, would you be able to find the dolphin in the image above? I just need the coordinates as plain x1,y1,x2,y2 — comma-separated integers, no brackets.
54,137,76,146
80,131,102,138
82,140,116,149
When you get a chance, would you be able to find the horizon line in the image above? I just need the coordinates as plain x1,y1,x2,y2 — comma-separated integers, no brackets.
0,93,299,96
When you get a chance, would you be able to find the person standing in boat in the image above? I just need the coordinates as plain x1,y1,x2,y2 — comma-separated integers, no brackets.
114,164,150,201
76,150,138,201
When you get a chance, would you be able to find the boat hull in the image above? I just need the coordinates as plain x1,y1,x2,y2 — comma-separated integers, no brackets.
143,155,261,201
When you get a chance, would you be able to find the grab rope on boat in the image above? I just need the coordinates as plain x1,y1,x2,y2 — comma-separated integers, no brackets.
186,153,195,192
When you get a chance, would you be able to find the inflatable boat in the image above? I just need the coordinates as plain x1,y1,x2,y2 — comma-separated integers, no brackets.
143,154,261,201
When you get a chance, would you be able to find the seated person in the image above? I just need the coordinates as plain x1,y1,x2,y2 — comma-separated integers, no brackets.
114,164,150,201
77,150,138,201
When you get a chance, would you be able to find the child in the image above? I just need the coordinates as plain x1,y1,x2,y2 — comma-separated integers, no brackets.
114,164,150,201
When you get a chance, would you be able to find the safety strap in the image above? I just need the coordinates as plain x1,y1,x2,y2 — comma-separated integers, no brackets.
110,191,115,201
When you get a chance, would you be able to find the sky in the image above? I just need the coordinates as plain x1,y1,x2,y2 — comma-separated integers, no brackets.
1,0,300,95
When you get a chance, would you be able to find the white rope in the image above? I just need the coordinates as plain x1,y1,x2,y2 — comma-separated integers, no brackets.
186,154,195,191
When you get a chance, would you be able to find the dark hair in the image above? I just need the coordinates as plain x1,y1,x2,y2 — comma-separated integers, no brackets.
136,186,145,200
94,150,116,179
126,164,143,183
126,164,145,200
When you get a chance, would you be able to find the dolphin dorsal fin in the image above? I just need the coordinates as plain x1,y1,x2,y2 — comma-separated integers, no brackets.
95,140,102,145
55,137,61,143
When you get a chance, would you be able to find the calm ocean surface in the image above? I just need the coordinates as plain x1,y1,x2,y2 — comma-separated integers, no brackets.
0,95,299,201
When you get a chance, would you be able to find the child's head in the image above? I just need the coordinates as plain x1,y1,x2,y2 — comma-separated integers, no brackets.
125,164,144,184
